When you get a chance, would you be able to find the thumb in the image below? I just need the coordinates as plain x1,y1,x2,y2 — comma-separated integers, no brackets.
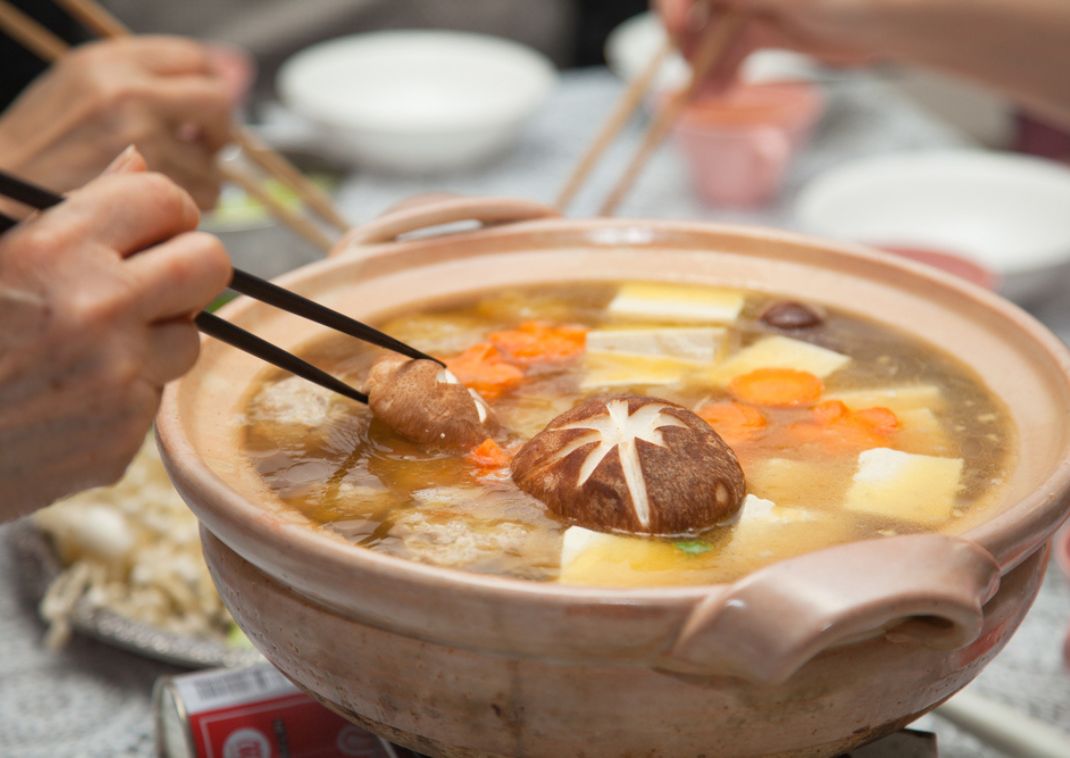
103,145,148,175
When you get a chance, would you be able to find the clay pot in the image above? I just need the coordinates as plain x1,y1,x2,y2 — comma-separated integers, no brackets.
157,196,1070,757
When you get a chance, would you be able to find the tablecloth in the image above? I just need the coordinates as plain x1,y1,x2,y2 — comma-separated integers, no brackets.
2,68,1068,758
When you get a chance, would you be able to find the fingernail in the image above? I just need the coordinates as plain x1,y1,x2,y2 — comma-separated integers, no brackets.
104,145,140,174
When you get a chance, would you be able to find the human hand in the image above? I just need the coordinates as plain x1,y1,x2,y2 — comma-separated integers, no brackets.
0,37,234,210
655,0,888,90
0,148,231,520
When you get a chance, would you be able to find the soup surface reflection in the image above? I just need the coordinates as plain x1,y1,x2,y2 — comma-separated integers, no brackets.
242,283,1014,587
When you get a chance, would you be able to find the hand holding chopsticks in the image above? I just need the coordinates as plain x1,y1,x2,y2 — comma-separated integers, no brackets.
556,8,745,216
0,0,349,253
0,167,438,405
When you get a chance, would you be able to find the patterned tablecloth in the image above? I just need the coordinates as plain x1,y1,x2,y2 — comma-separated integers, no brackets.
2,68,1069,757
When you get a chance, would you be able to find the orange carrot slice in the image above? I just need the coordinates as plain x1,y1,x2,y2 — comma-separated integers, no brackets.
487,321,587,365
784,401,901,454
466,438,512,471
855,406,901,435
729,368,824,407
696,401,767,447
445,343,524,400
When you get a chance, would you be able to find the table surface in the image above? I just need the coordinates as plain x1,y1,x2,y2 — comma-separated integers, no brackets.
2,68,1069,758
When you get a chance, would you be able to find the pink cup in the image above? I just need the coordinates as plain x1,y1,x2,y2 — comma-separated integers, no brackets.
674,82,824,208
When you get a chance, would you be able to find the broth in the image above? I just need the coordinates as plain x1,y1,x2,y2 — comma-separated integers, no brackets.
241,283,1014,587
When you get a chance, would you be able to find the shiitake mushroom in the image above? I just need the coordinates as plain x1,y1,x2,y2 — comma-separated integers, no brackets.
511,395,745,536
760,301,824,330
365,355,496,450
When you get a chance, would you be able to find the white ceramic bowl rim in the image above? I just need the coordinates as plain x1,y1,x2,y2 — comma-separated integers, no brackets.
794,149,1070,275
278,30,556,135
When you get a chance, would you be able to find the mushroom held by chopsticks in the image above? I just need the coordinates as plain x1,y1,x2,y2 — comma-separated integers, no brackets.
365,355,496,450
511,395,745,536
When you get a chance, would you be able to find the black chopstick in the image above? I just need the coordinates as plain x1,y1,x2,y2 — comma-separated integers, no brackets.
0,168,436,404
228,269,443,366
195,312,367,403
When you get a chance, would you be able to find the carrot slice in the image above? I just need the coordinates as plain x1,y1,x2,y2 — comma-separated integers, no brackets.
487,321,587,365
728,368,824,407
696,401,767,447
445,343,524,400
855,406,901,434
466,438,512,471
782,402,901,454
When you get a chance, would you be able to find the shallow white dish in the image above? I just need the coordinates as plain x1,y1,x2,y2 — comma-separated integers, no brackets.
794,150,1070,302
278,30,556,173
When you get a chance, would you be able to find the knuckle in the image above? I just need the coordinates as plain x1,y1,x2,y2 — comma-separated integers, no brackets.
139,172,196,226
184,231,232,286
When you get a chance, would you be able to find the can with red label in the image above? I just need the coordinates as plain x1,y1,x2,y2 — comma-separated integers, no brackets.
154,663,420,758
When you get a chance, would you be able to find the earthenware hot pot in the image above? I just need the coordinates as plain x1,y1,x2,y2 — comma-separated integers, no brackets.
157,196,1070,757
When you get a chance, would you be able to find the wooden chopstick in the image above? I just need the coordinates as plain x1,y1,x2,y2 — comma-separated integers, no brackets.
555,38,673,212
219,162,334,252
0,1,67,59
194,312,368,404
598,11,744,216
0,0,345,252
50,0,351,234
0,168,433,404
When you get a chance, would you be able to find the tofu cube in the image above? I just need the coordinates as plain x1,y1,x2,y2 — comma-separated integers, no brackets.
892,408,952,456
581,351,699,389
607,283,745,324
825,385,945,414
584,326,725,363
711,335,850,384
844,448,963,525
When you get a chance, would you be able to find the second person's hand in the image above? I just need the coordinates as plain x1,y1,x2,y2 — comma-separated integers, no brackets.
0,36,234,210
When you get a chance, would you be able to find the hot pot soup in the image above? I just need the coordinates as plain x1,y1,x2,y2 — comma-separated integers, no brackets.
241,282,1014,587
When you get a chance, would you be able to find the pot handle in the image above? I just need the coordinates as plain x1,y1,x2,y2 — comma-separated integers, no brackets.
668,533,1000,684
333,193,559,255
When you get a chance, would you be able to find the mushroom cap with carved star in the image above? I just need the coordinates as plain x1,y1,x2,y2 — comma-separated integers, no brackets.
511,395,746,536
365,355,496,450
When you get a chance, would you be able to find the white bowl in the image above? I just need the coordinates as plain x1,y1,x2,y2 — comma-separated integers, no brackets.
278,31,556,173
794,150,1070,302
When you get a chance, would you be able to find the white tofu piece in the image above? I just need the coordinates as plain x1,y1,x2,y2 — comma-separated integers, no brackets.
893,408,952,456
584,326,725,363
558,494,852,586
607,283,745,324
581,351,699,389
711,335,850,384
825,385,946,414
844,448,963,526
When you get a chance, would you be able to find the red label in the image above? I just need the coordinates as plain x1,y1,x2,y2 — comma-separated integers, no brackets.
188,691,390,758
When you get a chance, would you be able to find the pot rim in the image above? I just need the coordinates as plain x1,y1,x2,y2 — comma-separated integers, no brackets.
158,216,1070,604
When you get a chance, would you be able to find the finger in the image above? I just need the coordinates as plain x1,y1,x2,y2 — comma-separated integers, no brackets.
123,231,231,321
656,0,693,41
103,145,149,175
118,36,217,76
147,77,235,151
33,172,200,258
143,318,202,385
153,139,223,210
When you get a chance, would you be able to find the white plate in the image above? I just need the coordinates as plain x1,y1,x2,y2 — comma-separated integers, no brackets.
794,150,1070,302
278,30,556,173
